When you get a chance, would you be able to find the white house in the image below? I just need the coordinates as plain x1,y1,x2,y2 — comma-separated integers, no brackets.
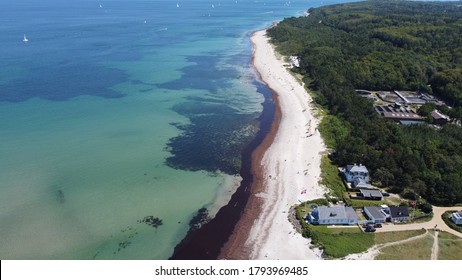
308,206,359,225
451,211,462,225
344,164,369,183
289,56,301,68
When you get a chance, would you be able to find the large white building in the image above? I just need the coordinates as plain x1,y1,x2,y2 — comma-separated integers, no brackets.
308,206,359,225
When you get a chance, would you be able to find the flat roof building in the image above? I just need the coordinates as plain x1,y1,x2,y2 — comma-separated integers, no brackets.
381,111,423,121
359,189,383,200
375,105,424,122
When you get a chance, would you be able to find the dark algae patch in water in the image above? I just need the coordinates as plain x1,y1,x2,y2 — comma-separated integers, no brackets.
170,81,275,259
161,52,261,174
166,100,259,175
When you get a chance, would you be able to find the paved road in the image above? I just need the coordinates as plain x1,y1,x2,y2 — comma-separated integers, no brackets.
376,206,462,238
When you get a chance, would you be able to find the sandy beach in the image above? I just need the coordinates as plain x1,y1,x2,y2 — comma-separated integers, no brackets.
221,29,327,260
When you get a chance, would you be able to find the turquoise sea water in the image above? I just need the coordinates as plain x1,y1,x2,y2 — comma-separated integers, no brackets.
0,0,344,259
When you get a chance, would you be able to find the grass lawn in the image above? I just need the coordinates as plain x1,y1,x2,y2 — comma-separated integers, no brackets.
437,231,462,260
374,229,426,245
348,199,389,208
347,195,406,208
383,195,404,205
313,225,362,234
375,233,433,260
309,225,374,259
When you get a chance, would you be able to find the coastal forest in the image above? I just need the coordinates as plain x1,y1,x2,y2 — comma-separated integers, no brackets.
267,0,462,205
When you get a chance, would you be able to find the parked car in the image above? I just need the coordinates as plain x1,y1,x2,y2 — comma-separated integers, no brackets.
365,226,376,232
383,192,390,197
374,223,382,228
362,221,374,228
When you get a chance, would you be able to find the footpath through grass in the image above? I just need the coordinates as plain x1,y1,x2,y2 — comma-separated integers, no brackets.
375,233,433,260
374,229,426,245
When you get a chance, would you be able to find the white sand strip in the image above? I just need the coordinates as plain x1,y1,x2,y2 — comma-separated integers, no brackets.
246,29,327,260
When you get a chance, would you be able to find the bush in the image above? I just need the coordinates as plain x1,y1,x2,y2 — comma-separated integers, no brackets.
418,201,433,214
402,189,419,200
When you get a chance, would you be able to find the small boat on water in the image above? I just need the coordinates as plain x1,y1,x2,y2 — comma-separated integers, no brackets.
23,34,28,42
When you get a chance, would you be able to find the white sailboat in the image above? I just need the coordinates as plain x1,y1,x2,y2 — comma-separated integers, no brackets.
23,34,29,42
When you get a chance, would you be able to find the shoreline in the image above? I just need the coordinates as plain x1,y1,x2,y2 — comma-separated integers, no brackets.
218,32,283,258
221,29,326,259
169,31,278,259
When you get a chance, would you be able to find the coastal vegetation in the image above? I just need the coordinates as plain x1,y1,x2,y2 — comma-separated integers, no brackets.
374,232,433,260
268,0,462,206
319,157,346,202
375,230,462,260
314,226,374,259
437,231,462,259
374,229,425,245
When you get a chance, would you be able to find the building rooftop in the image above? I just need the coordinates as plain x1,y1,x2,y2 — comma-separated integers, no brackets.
360,189,383,199
452,211,462,218
315,206,359,221
375,105,424,122
346,164,368,174
354,177,366,186
382,111,423,121
431,110,449,120
389,206,410,218
364,206,386,220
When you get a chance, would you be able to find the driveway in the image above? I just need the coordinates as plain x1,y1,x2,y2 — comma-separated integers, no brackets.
376,206,462,238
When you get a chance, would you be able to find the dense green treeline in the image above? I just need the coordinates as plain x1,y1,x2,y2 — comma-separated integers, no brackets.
268,0,462,205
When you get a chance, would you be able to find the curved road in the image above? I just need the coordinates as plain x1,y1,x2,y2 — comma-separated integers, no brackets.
376,206,462,238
